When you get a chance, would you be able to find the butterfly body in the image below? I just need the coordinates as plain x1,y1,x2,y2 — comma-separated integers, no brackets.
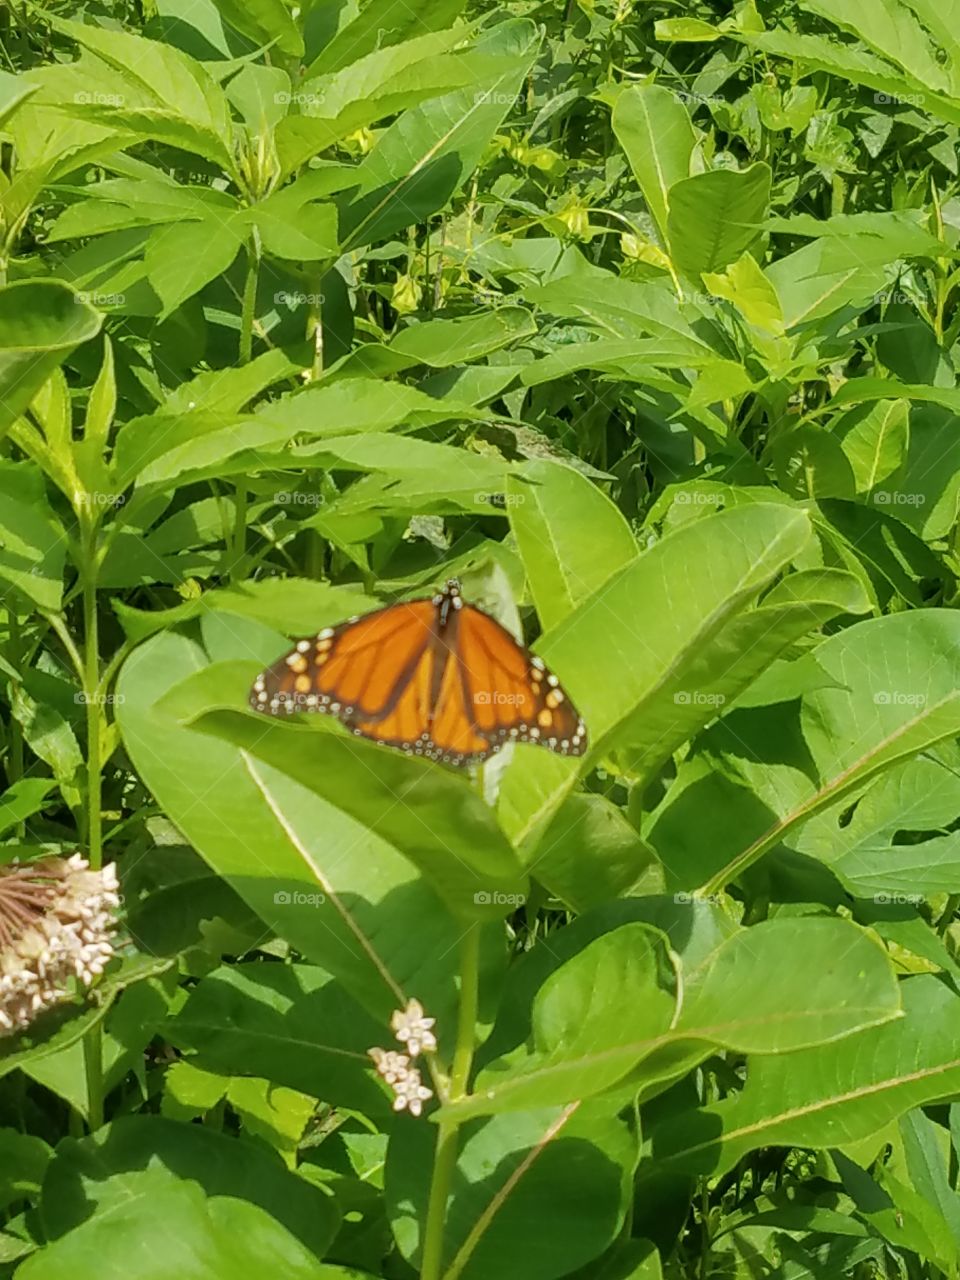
249,579,586,766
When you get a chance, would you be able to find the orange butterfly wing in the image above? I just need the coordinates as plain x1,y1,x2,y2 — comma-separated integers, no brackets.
249,585,587,766
437,603,587,758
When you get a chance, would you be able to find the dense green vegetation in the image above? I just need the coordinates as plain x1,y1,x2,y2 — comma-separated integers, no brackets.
1,0,960,1275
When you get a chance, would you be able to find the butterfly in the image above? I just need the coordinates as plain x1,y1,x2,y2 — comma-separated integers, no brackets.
248,578,587,766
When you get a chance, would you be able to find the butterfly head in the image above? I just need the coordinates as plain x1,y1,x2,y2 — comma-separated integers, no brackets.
433,578,463,611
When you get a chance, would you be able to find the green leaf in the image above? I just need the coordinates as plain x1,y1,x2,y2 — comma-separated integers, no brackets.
655,611,960,894
49,18,239,175
0,778,56,839
339,20,540,248
115,631,497,1020
531,794,664,911
306,0,469,76
208,0,304,58
507,459,638,632
388,307,537,367
667,163,771,281
0,461,68,610
450,916,898,1120
144,216,243,318
612,85,695,244
702,251,785,334
835,399,910,495
387,1100,635,1280
645,974,958,1179
166,963,390,1114
0,283,101,438
22,1176,333,1280
165,663,527,920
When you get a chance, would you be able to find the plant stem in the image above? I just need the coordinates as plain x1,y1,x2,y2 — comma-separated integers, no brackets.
420,925,481,1280
80,525,105,1132
230,235,260,582
239,235,260,366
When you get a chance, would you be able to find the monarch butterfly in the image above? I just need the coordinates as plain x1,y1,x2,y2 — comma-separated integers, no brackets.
248,578,587,767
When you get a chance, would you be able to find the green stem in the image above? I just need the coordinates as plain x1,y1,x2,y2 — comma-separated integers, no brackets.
420,926,481,1280
7,610,23,795
230,236,260,582
239,236,260,365
80,524,105,1132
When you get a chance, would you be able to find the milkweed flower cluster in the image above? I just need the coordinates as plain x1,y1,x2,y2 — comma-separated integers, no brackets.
368,998,436,1117
0,855,120,1037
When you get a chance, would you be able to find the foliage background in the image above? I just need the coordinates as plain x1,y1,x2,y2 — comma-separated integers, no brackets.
1,0,960,1276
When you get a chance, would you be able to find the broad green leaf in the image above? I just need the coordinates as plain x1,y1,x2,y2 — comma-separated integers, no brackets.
530,794,664,911
795,754,960,898
208,0,304,57
0,282,101,438
115,631,499,1021
524,273,709,347
656,611,960,894
612,85,695,244
803,0,954,95
836,399,910,494
47,18,239,175
387,1100,634,1280
113,376,478,485
306,0,469,76
339,20,540,248
23,1176,333,1280
245,183,338,261
738,29,960,127
702,251,785,334
667,163,771,281
645,974,959,1179
144,216,244,318
654,18,722,40
501,510,867,852
0,461,68,610
451,916,898,1120
166,963,390,1115
0,778,56,840
388,307,536,367
276,37,498,175
544,505,814,770
166,661,526,919
0,1130,50,1213
507,459,638,632
113,578,379,644
766,224,932,329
